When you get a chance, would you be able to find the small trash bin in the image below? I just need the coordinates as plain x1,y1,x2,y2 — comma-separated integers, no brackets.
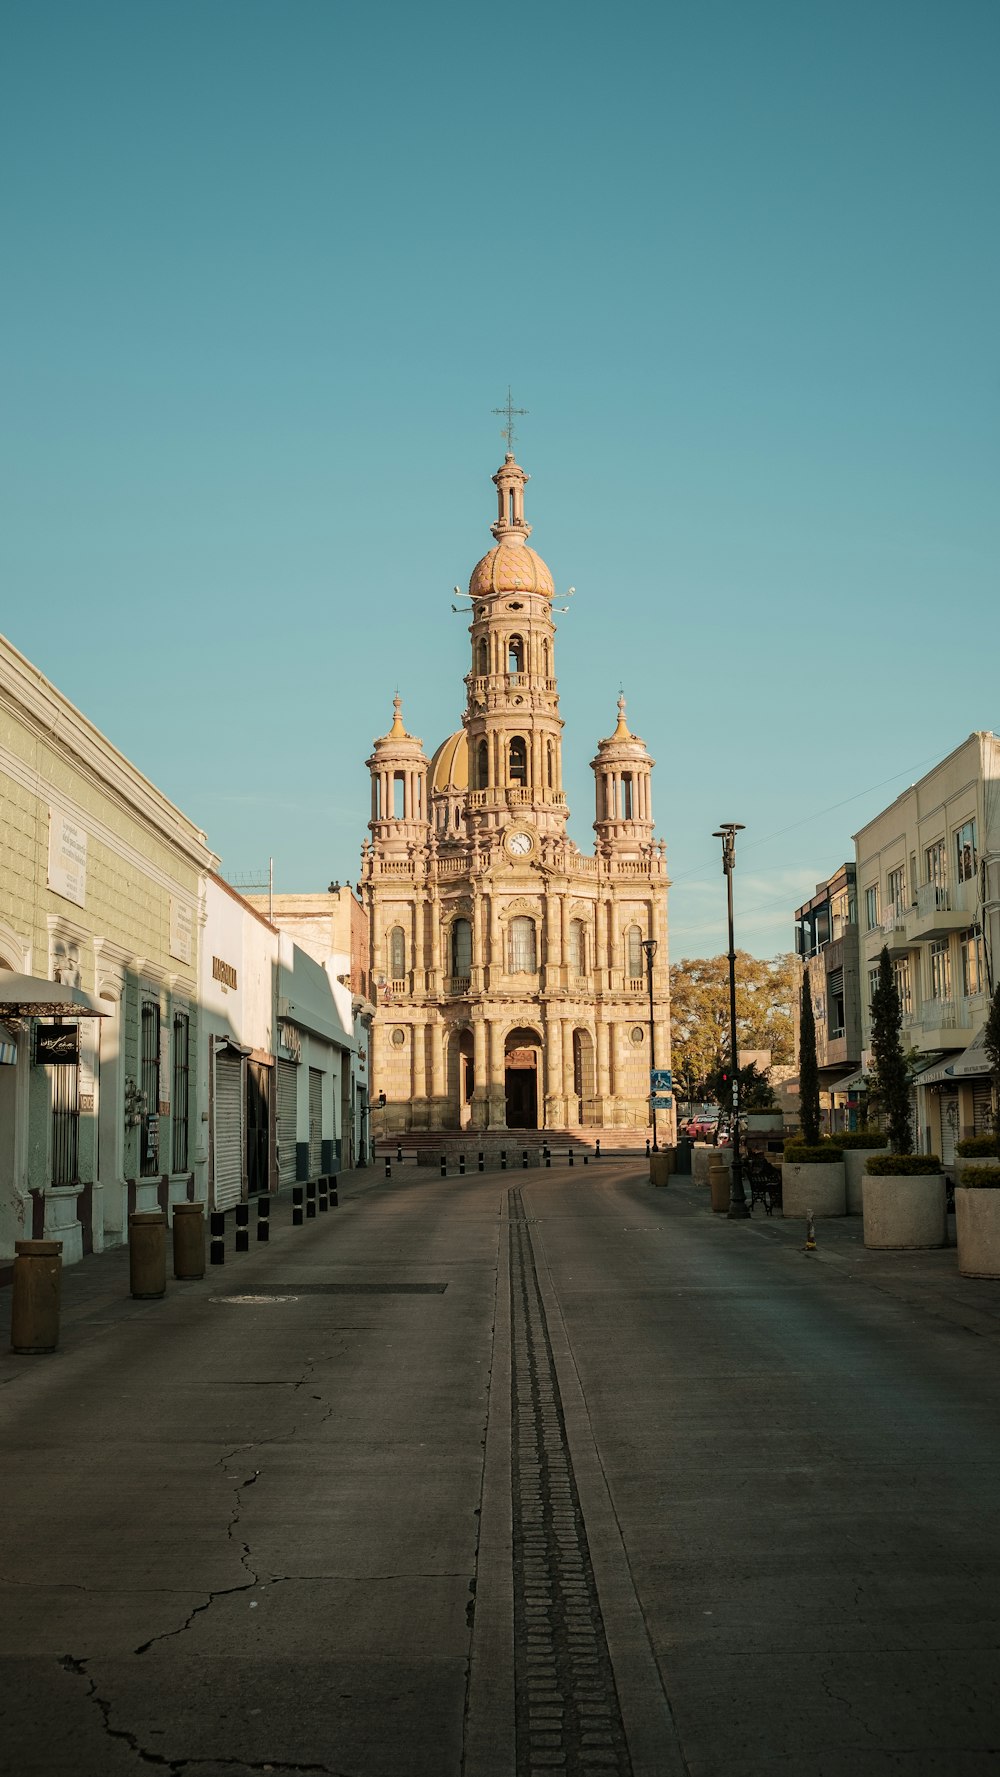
675,1136,693,1176
129,1211,167,1299
10,1240,63,1353
172,1202,205,1280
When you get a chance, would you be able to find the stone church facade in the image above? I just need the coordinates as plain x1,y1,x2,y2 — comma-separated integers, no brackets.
361,450,671,1135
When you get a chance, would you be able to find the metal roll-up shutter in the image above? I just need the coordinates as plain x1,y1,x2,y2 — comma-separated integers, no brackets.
214,1050,243,1209
277,1060,298,1186
939,1086,959,1168
973,1081,994,1134
308,1068,323,1179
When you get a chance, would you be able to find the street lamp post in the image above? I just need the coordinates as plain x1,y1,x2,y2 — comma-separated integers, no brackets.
641,937,658,1151
712,824,748,1219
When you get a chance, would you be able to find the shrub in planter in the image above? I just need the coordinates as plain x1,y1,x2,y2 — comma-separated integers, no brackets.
862,1152,945,1250
955,1165,1000,1278
782,1142,845,1218
838,1130,888,1213
956,1135,1000,1159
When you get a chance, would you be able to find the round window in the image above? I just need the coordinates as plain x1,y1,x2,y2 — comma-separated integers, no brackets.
630,1026,645,1045
390,1029,406,1047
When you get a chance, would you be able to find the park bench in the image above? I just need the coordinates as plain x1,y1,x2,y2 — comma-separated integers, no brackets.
744,1149,782,1216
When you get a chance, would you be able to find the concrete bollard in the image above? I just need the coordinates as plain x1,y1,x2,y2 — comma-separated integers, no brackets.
306,1181,317,1220
172,1203,205,1279
235,1203,250,1252
318,1177,329,1212
130,1212,167,1297
10,1239,62,1353
256,1196,270,1242
292,1186,304,1226
209,1211,226,1266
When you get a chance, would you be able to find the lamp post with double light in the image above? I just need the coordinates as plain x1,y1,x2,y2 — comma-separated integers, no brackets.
641,936,659,1151
712,823,749,1219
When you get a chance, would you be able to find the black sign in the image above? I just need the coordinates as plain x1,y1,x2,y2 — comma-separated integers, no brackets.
35,1025,80,1065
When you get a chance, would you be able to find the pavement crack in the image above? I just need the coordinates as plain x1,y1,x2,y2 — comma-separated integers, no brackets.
134,1454,261,1655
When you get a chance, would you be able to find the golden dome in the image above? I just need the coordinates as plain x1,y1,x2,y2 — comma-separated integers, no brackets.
430,730,469,792
469,541,554,599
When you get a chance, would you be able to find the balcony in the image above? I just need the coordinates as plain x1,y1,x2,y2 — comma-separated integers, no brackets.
915,997,974,1050
444,975,471,997
879,906,911,959
910,879,973,943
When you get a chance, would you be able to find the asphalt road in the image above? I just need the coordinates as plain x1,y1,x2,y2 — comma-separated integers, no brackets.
2,1163,1000,1776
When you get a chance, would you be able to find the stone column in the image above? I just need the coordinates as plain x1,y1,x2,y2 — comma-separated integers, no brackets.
472,1018,488,1129
488,1020,507,1128
429,1020,446,1128
412,1022,428,1128
596,1020,611,1100
545,1018,565,1128
562,1019,577,1122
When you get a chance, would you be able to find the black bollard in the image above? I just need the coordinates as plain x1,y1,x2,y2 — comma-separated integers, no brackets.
385,1155,392,1179
235,1203,249,1253
523,1149,528,1168
596,1139,601,1159
397,1143,403,1163
584,1153,589,1166
501,1150,507,1170
459,1153,466,1175
568,1148,574,1167
318,1176,328,1212
306,1180,317,1219
210,1211,225,1266
292,1185,304,1227
545,1146,551,1168
257,1196,270,1242
645,1138,651,1157
478,1151,484,1172
330,1177,339,1207
440,1154,447,1178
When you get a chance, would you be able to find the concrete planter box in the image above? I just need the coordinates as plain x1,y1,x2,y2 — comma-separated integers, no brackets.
862,1172,946,1249
844,1149,885,1216
955,1186,1000,1278
782,1161,846,1219
954,1154,999,1175
692,1145,731,1186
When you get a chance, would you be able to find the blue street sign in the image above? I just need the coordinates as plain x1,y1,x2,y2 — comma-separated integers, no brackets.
650,1069,672,1091
650,1092,673,1108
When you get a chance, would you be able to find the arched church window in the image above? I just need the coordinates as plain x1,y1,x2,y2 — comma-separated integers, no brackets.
453,803,462,829
451,917,472,979
541,638,550,678
393,774,405,819
626,925,643,981
477,639,488,676
621,773,634,819
509,916,537,974
509,736,527,785
508,635,524,675
389,927,406,981
477,739,489,790
568,919,586,974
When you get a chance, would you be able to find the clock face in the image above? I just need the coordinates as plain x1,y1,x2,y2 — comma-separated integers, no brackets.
505,829,533,857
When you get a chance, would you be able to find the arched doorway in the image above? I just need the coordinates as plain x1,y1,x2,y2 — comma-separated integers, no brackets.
447,1028,475,1129
572,1028,596,1127
505,1026,542,1129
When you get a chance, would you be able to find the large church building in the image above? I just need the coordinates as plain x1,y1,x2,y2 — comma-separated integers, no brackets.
360,449,671,1136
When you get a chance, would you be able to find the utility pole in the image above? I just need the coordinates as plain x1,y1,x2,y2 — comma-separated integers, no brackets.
713,824,748,1219
642,937,658,1151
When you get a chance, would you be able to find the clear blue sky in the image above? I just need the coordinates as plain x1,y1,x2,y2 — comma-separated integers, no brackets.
3,1,997,959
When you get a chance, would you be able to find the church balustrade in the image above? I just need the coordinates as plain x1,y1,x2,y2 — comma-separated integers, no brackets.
444,975,471,997
436,854,471,875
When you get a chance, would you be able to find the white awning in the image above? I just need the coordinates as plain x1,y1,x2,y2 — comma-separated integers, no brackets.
918,1028,993,1089
834,1056,944,1095
0,971,109,1017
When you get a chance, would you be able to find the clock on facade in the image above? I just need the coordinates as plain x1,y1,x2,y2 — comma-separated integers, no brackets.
504,828,534,857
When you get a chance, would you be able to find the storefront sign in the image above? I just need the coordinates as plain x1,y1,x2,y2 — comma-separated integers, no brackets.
278,1021,301,1062
48,809,88,909
212,956,238,992
36,1025,80,1065
169,897,194,965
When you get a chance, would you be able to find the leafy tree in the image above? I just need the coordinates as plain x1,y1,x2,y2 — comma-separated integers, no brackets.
704,1059,776,1117
798,975,820,1144
869,945,913,1153
983,981,1000,1159
669,952,796,1094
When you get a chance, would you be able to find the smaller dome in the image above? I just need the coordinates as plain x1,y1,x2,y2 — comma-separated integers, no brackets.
430,730,469,793
469,542,554,599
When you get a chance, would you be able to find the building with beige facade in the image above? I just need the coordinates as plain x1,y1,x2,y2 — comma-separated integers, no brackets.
361,450,672,1136
852,732,1000,1169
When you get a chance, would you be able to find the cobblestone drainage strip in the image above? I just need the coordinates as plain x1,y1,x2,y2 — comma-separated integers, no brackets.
508,1187,633,1776
213,1282,448,1299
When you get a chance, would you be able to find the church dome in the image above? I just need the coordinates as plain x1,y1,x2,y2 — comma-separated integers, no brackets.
430,729,469,793
469,541,554,599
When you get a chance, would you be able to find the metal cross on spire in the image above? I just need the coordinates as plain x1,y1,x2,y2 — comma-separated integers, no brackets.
492,386,528,454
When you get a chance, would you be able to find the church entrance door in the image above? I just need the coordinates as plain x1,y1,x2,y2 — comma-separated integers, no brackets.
503,1029,541,1129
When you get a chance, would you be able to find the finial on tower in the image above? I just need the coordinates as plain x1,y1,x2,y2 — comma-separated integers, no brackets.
612,693,631,740
388,693,407,739
492,385,528,455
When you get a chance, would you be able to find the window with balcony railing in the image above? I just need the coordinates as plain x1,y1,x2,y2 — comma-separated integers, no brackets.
955,818,977,884
962,927,985,997
929,938,951,1001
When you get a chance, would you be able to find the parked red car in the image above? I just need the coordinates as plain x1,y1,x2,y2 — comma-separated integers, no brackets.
682,1114,718,1140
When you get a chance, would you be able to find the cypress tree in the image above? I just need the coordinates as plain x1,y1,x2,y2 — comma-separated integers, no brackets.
799,975,821,1145
870,945,913,1153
